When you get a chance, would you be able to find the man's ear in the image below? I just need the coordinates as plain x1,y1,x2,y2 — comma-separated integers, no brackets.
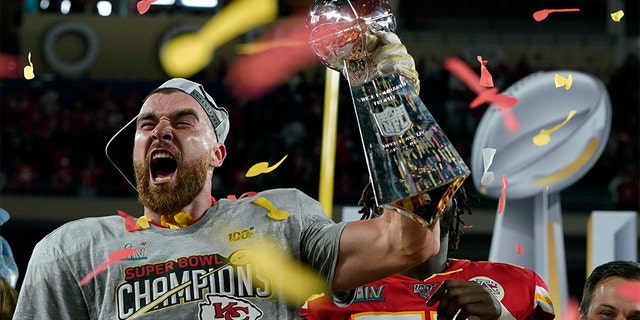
210,143,226,168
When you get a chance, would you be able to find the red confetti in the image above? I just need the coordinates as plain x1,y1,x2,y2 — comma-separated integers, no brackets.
563,297,580,320
618,281,640,302
227,14,319,100
136,0,157,14
463,225,474,229
443,57,484,94
533,8,580,22
498,175,508,214
477,56,494,88
118,210,141,232
79,248,137,286
516,242,524,254
500,108,521,132
469,87,519,110
443,58,518,109
443,57,520,131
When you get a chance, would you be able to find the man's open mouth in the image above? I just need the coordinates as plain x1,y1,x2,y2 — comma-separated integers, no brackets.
150,151,177,183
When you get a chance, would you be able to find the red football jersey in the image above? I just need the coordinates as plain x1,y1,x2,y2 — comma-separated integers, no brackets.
301,258,555,320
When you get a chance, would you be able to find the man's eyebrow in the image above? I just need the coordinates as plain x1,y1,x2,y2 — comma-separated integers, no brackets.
598,304,617,310
136,109,201,124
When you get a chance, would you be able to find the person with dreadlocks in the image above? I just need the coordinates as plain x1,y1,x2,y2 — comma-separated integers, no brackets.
301,184,556,320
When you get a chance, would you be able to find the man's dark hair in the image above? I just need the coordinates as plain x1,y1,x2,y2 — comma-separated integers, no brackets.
579,260,640,318
357,182,475,251
438,186,474,251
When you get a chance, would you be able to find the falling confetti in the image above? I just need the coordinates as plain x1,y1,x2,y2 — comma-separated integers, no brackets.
160,0,278,77
500,108,521,132
554,73,573,90
481,148,496,186
498,175,508,214
253,197,291,220
136,0,157,14
23,52,35,80
533,8,581,22
236,39,307,55
469,88,519,110
532,110,577,146
610,10,624,22
244,236,328,305
563,297,581,320
515,242,524,255
617,281,640,301
443,57,520,131
477,56,494,88
227,14,318,100
79,248,137,286
246,154,288,177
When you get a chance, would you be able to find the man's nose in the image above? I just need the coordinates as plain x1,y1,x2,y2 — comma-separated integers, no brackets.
152,119,173,141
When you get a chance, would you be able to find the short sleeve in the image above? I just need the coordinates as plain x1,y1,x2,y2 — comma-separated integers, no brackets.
296,191,347,283
13,232,90,320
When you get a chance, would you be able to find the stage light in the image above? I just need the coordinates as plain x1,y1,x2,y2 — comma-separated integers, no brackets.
181,0,218,8
97,1,112,16
152,0,175,5
60,0,71,14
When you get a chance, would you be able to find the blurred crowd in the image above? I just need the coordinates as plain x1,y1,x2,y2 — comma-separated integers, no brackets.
1,53,638,211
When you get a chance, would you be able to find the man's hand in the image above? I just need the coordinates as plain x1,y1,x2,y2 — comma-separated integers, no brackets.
426,280,502,320
366,31,420,94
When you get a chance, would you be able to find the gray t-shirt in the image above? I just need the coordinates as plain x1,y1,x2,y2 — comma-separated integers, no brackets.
14,188,346,320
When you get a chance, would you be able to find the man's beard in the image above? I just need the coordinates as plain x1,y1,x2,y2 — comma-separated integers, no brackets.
134,152,209,215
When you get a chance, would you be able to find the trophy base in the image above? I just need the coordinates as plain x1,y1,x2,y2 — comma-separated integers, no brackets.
382,176,467,226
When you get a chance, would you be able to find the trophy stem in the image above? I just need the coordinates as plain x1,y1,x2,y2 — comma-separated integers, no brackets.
346,72,471,225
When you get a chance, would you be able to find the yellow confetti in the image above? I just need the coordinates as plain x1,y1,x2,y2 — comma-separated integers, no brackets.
174,211,194,226
252,197,290,220
246,154,288,177
158,211,194,228
532,110,577,146
244,236,328,305
136,215,150,229
235,39,305,55
159,0,278,77
23,52,35,80
554,73,572,90
610,10,624,22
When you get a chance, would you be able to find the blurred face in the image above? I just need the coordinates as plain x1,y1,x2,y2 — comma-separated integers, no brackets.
582,277,640,320
132,91,224,214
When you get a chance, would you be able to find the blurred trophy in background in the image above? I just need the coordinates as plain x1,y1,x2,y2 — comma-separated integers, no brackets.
307,0,470,226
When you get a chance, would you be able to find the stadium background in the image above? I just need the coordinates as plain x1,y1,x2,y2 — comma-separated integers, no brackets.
0,0,638,301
